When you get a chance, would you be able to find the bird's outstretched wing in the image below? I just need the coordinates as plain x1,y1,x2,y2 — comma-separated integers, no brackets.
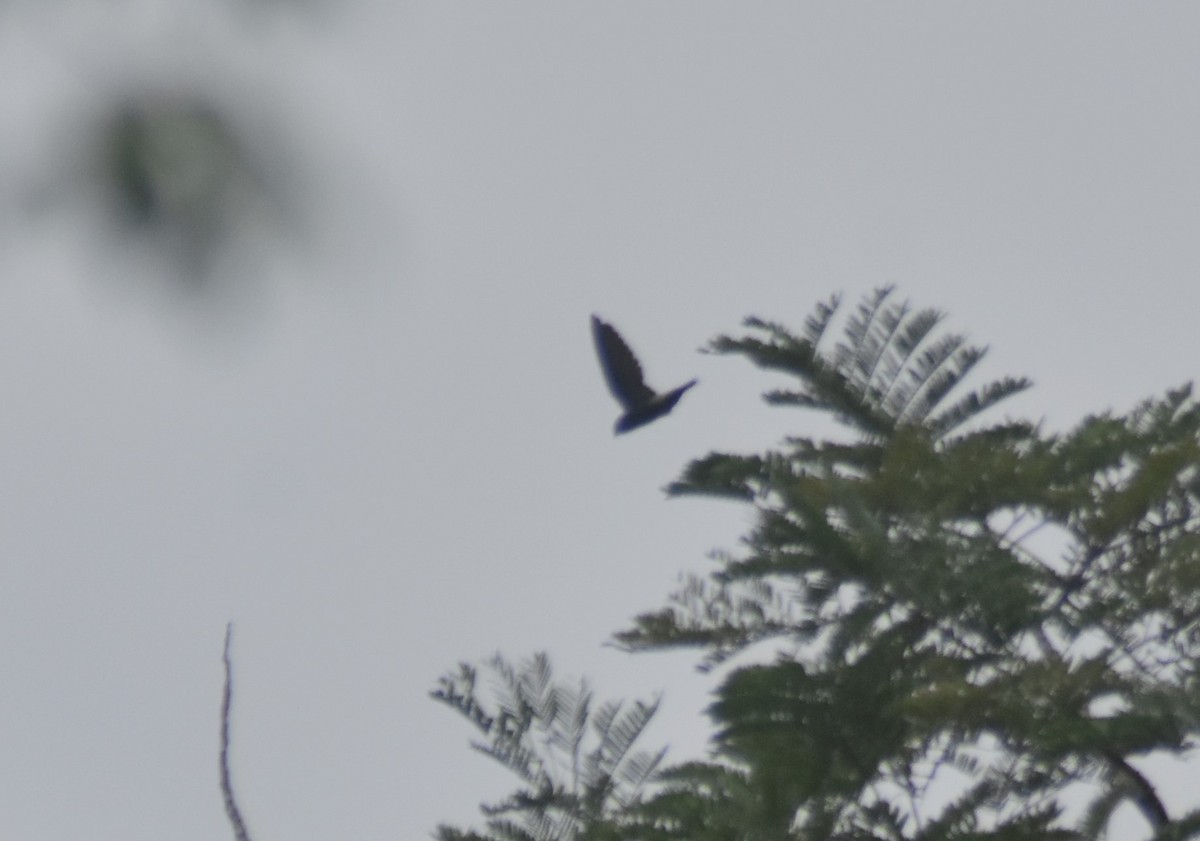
591,315,656,410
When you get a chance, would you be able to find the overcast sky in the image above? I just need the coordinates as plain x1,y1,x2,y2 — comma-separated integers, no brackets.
1,3,1199,840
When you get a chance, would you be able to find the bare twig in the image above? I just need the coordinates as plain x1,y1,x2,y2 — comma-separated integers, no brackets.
220,622,252,841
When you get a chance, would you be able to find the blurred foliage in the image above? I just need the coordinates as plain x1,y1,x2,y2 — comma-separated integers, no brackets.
104,95,252,276
437,288,1200,840
2,0,336,314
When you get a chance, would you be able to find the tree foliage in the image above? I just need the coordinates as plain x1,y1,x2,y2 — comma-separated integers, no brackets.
435,289,1200,841
431,653,667,841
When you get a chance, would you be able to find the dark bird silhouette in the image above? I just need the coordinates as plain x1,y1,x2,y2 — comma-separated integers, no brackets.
591,314,698,434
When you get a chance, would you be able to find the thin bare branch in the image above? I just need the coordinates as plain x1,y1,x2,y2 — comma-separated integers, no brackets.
221,622,252,841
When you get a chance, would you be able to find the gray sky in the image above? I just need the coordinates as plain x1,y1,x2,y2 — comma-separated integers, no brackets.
1,3,1199,839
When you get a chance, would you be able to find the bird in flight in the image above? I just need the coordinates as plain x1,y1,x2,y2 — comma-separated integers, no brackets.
591,314,697,434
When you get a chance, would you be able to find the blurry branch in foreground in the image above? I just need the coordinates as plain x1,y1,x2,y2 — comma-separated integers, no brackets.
221,622,253,841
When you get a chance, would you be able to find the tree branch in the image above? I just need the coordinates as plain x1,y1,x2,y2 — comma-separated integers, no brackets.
221,622,252,841
1101,748,1169,833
